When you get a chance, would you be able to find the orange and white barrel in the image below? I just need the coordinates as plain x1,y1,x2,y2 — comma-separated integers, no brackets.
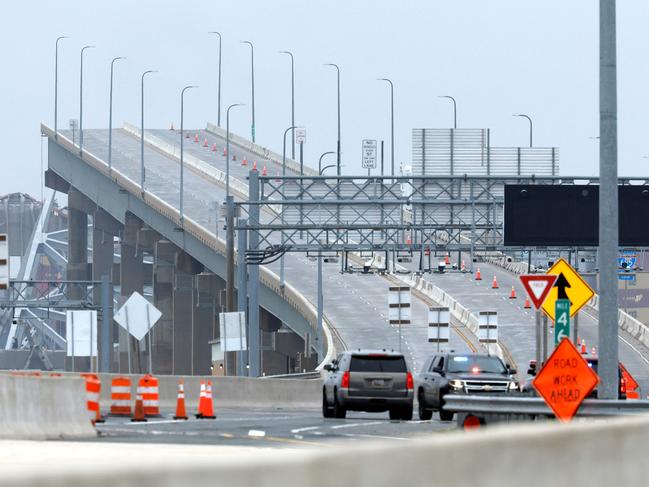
110,376,132,415
138,374,160,416
80,373,102,423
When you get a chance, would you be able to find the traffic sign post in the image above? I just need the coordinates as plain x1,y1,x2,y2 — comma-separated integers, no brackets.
533,338,600,422
554,299,570,346
520,274,558,366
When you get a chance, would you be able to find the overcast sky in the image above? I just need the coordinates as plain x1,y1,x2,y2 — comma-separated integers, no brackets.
2,1,648,197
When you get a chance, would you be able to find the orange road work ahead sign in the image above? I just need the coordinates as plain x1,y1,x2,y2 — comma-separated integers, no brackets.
533,338,600,422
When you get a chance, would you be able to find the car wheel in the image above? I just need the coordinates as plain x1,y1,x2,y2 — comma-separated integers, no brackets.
418,390,433,420
333,393,346,419
322,390,334,418
439,394,454,422
388,408,400,420
400,404,413,421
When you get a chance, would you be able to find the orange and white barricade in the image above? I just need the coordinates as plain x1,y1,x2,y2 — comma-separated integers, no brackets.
138,374,160,417
80,373,104,424
110,376,132,416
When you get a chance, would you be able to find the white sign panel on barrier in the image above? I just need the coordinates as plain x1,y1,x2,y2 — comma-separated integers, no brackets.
219,311,247,352
478,311,498,343
388,286,411,324
428,307,450,344
114,292,162,341
66,310,97,357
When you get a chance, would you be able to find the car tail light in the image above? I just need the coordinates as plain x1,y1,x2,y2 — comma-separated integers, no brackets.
341,371,350,389
406,371,414,390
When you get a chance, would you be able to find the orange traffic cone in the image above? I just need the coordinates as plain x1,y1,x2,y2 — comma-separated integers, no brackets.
460,260,466,273
173,380,188,420
475,268,482,280
203,138,208,148
252,161,258,171
211,143,217,152
444,255,450,265
262,164,267,176
131,393,147,422
170,123,175,130
223,147,227,156
509,286,517,299
193,134,199,143
201,380,216,419
492,276,499,289
524,296,531,309
242,156,248,166
232,154,237,161
195,380,206,418
581,340,587,354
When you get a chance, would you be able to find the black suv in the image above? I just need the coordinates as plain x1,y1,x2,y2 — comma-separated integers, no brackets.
415,353,518,421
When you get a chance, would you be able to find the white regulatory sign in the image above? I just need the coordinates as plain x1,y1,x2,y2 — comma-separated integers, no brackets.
114,291,162,341
362,139,377,169
295,127,306,145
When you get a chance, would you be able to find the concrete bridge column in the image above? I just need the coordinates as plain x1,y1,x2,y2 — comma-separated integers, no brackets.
119,212,144,373
67,188,89,297
153,240,175,374
173,251,204,375
92,209,121,372
195,273,223,375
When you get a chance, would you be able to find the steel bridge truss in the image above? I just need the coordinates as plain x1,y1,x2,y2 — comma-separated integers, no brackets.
238,174,649,257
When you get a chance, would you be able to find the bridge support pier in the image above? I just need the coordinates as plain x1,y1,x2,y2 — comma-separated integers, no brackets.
153,240,175,374
195,273,222,375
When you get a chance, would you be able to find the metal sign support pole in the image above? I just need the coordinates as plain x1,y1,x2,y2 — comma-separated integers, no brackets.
574,312,580,347
225,195,236,312
146,304,152,374
70,311,75,372
542,314,549,362
248,171,261,377
398,288,402,353
317,254,323,346
89,310,94,373
237,218,248,377
598,0,620,399
535,309,541,367
125,306,132,374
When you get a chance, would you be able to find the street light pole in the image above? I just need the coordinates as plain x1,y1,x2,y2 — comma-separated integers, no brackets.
241,41,255,142
279,51,295,160
226,103,244,197
79,45,95,155
140,70,157,193
318,151,335,174
179,85,198,222
108,56,125,171
438,95,457,129
378,78,394,177
320,164,337,175
513,113,533,147
280,125,297,290
54,36,68,139
324,64,341,175
209,32,222,127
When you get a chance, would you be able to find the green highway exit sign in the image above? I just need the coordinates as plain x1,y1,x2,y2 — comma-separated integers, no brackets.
555,299,570,346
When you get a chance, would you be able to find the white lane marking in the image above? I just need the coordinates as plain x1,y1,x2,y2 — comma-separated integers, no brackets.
342,433,408,441
290,426,321,433
330,421,383,430
580,309,649,366
102,419,191,426
248,429,266,437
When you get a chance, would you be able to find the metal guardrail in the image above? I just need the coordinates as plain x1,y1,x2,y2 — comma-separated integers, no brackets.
444,394,649,417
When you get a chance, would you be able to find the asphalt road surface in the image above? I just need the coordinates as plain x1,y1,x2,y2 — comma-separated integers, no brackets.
94,407,456,447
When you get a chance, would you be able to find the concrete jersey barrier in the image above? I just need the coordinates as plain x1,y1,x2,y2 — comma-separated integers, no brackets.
0,374,96,440
96,374,321,410
8,414,649,486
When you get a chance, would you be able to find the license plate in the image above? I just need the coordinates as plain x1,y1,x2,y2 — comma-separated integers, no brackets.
372,379,385,387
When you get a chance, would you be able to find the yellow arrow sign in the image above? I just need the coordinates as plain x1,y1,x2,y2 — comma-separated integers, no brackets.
541,258,595,321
